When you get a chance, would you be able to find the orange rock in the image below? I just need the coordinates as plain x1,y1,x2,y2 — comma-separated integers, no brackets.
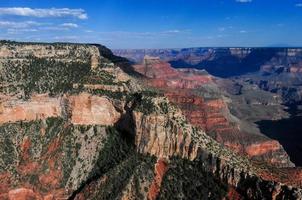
147,159,168,200
134,56,212,90
246,141,281,157
39,169,61,189
0,94,62,124
8,188,42,200
43,194,54,200
20,137,31,161
17,162,39,176
226,187,243,200
0,172,12,193
70,93,121,125
133,56,180,79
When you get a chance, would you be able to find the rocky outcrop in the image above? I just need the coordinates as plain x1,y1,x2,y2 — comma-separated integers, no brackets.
1,41,302,200
133,97,198,160
0,94,62,124
0,93,122,126
246,140,282,157
0,41,100,64
70,93,121,126
133,55,180,79
134,56,212,90
7,188,42,200
131,95,302,199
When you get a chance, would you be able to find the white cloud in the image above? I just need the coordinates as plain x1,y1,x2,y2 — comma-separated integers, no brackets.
236,0,252,3
164,30,180,33
162,29,191,35
7,28,38,34
296,3,302,7
0,7,88,19
0,21,42,29
53,35,79,42
240,30,247,33
60,23,79,28
0,20,79,34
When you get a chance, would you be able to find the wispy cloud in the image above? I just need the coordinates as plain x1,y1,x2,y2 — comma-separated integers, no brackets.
0,7,88,19
60,23,79,28
7,28,38,34
296,3,302,7
236,0,252,3
163,30,180,33
53,36,79,41
0,20,80,34
240,30,247,33
90,29,191,39
0,21,42,29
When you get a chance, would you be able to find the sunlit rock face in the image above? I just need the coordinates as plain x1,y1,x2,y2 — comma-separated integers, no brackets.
0,93,121,126
69,93,121,126
130,56,294,168
0,94,62,124
0,42,301,200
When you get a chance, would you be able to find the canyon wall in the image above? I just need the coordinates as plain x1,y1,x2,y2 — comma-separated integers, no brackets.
0,42,301,200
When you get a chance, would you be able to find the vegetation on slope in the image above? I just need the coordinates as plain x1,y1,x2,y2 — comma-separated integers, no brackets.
158,157,228,200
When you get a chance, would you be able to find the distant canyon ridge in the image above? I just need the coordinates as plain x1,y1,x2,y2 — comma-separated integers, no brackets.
113,47,302,77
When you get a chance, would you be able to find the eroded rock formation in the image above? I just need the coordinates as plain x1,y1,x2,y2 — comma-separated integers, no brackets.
0,42,301,200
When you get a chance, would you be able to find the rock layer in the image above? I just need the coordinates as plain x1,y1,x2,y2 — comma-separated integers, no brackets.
70,93,121,125
0,93,121,126
0,42,301,200
132,56,293,168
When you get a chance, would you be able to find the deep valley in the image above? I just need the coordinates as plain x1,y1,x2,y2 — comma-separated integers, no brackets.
0,42,302,199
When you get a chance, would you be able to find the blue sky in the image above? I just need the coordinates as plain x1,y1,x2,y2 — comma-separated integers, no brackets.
0,0,301,49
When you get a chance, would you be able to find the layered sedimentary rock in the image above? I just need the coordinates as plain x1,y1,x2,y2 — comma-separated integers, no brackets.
133,97,198,160
0,42,100,63
0,41,301,200
133,56,212,89
132,56,293,168
0,93,121,126
70,93,121,125
0,94,62,124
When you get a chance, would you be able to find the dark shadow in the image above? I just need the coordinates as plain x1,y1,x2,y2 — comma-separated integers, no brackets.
256,104,302,166
93,43,145,78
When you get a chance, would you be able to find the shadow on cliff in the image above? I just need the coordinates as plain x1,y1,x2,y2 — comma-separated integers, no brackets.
92,44,145,78
236,172,299,199
256,115,302,167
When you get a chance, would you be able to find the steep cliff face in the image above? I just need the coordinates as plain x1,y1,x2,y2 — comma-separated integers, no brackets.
128,93,302,200
0,41,138,199
0,42,301,200
131,56,294,168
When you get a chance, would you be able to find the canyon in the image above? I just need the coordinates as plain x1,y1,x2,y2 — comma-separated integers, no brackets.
115,47,302,167
0,41,302,200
